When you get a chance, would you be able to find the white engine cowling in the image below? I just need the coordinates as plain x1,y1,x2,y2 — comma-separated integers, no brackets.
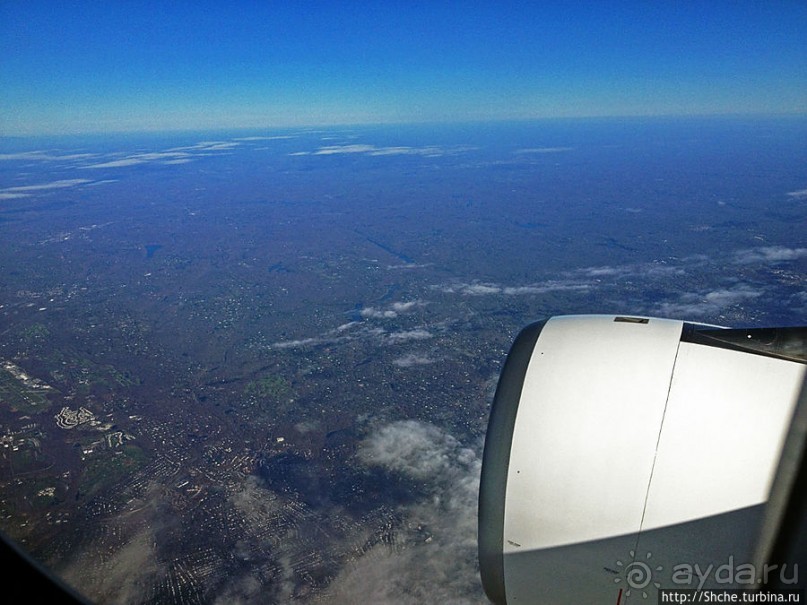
479,315,806,603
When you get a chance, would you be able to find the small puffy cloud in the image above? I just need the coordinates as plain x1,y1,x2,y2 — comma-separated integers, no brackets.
195,141,239,151
361,300,424,319
578,266,624,277
786,188,807,198
457,283,502,295
703,287,763,306
85,158,147,168
387,329,433,343
435,282,503,296
269,337,321,349
361,307,399,319
390,300,424,313
392,353,436,368
574,262,683,279
335,321,360,332
358,420,457,480
734,246,807,264
656,284,763,319
336,420,485,603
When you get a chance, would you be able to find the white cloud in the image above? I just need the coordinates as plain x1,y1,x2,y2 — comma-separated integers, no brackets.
360,300,425,319
0,178,99,199
578,266,623,277
361,307,399,319
0,151,97,161
3,140,242,171
458,283,501,295
734,246,807,264
269,337,321,349
786,188,807,198
358,420,458,480
387,329,433,343
2,178,94,192
514,147,574,154
390,300,424,313
368,146,444,157
703,287,763,305
291,144,473,158
331,421,485,603
656,284,763,319
387,262,433,270
85,151,192,168
392,353,436,368
574,262,683,280
0,151,46,161
335,321,360,332
57,484,169,604
83,140,240,170
232,135,295,141
502,284,590,295
314,144,377,155
165,141,240,152
268,322,371,348
437,280,591,297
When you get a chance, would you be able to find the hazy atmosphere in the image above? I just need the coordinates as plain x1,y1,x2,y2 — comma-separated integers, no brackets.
0,3,805,604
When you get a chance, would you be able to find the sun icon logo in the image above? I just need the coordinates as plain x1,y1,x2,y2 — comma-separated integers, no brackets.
613,550,663,599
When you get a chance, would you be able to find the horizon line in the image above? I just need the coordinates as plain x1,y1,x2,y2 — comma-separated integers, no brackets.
3,111,807,140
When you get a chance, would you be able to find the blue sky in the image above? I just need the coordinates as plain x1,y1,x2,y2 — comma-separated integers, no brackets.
1,1,806,135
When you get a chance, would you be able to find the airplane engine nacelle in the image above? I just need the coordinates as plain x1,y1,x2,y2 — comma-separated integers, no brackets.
479,315,806,604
